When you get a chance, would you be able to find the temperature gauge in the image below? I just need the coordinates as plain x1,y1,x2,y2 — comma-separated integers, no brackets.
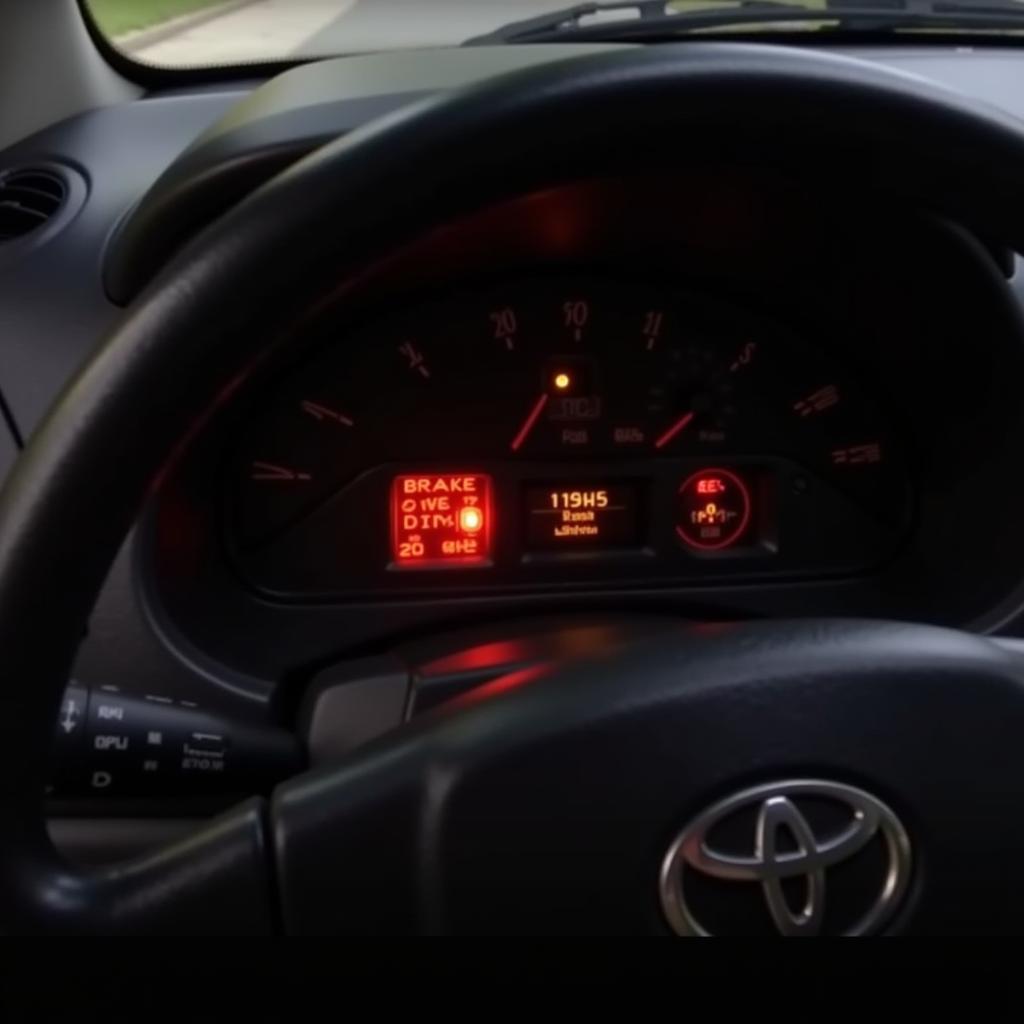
676,468,752,551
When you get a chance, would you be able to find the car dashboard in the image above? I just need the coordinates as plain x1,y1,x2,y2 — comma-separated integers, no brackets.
5,40,1024,844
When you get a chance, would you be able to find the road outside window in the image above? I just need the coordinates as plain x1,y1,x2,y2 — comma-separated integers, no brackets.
84,1,587,66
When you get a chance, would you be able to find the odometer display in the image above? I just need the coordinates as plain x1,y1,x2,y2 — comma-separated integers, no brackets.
229,276,911,596
524,482,642,551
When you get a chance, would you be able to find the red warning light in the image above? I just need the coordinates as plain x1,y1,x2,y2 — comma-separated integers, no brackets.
696,476,727,495
677,467,752,551
391,474,493,569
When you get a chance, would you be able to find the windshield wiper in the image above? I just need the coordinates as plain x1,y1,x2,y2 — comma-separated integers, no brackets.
464,0,1024,44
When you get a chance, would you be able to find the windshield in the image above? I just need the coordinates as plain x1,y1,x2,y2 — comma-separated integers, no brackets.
84,0,1024,67
85,1,584,64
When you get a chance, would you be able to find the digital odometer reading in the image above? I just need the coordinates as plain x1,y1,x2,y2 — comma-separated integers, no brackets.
525,483,641,550
391,473,492,569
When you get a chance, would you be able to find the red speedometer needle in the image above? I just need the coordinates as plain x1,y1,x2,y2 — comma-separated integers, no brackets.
510,393,549,452
654,410,695,450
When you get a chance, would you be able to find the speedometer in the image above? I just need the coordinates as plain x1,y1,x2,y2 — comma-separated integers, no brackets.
228,277,911,597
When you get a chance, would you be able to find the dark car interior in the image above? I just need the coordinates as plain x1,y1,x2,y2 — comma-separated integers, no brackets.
7,0,1024,936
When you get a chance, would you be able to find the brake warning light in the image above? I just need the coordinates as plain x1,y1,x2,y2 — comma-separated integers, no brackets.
391,474,493,569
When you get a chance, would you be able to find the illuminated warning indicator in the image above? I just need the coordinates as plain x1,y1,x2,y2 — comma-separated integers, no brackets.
459,506,484,533
676,468,752,552
391,474,493,570
553,372,571,391
696,477,726,495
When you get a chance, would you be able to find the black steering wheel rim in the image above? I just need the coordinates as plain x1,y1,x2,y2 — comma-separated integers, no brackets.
5,42,1024,933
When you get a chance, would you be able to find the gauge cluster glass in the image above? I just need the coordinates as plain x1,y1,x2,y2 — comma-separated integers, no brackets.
227,277,911,597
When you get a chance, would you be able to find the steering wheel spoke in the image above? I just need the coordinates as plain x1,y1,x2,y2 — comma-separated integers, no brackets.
2,797,273,933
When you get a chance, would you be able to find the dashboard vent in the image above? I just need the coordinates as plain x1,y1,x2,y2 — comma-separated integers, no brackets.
0,168,67,243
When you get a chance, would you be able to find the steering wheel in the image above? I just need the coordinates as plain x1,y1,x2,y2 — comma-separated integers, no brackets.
5,42,1024,935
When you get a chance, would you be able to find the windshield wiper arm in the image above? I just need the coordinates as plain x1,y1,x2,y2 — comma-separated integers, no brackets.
465,0,1024,44
466,1,694,44
467,1,799,43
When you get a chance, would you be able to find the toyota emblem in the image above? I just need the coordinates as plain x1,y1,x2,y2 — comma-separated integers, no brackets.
659,780,912,936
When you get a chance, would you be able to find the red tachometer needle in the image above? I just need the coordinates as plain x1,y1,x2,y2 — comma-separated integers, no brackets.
510,393,549,452
654,410,695,450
